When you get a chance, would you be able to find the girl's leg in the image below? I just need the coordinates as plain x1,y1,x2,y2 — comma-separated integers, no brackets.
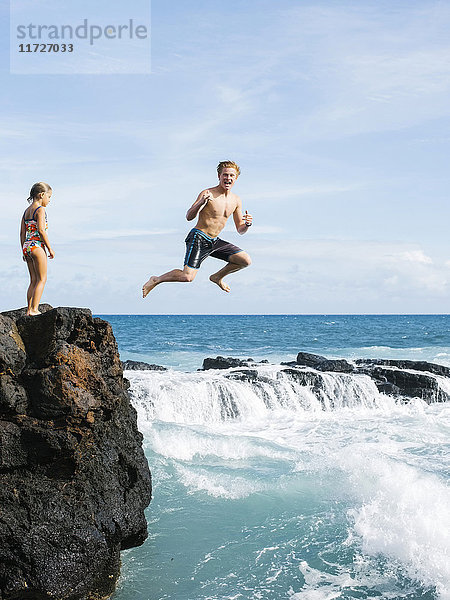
25,257,38,315
29,247,47,315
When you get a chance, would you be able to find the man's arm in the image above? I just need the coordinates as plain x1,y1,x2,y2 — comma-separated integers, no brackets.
186,190,212,221
233,197,253,234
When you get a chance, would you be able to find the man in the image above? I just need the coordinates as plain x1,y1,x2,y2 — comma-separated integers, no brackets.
142,160,252,297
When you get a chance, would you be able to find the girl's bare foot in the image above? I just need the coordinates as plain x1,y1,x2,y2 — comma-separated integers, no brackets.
142,276,159,298
209,274,230,292
28,309,41,316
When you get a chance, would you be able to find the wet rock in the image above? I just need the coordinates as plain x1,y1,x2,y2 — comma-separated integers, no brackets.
225,369,260,382
215,356,450,406
202,356,269,370
296,352,355,373
0,306,152,600
357,363,449,402
203,356,255,370
122,359,167,371
281,367,329,391
356,358,450,378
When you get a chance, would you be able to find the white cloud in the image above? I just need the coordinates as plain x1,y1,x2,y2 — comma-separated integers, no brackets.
399,250,433,265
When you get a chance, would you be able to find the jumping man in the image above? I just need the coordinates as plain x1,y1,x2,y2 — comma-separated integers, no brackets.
142,160,252,297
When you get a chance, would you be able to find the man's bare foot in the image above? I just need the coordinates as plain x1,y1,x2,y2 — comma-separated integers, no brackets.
142,276,159,298
209,274,230,293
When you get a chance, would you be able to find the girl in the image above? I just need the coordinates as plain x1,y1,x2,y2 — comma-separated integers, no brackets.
20,182,55,316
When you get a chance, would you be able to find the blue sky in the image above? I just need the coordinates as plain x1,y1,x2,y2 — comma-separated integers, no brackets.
1,0,449,314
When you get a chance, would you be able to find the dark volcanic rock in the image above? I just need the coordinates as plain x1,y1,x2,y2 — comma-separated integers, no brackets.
203,356,254,370
356,358,450,378
0,307,152,600
0,302,54,323
225,369,260,382
296,352,355,373
357,363,450,402
122,359,167,371
202,356,268,370
219,355,449,406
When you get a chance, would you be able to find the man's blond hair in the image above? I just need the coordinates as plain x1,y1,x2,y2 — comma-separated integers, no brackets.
217,160,241,177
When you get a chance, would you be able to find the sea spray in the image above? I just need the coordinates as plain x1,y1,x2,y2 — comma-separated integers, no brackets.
349,461,450,599
127,365,391,426
111,364,450,600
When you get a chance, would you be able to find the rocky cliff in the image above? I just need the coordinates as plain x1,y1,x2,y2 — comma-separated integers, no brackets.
0,305,152,600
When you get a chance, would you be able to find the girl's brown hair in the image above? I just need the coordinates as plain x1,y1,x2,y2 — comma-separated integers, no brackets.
27,182,52,203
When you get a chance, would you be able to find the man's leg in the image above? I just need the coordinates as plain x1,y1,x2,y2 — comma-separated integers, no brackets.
142,265,197,298
209,251,251,293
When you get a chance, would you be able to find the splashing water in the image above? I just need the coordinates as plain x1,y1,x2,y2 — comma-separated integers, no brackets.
111,364,450,600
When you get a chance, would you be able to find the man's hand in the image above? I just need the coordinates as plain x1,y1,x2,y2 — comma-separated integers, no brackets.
186,189,213,221
243,210,253,227
201,190,213,203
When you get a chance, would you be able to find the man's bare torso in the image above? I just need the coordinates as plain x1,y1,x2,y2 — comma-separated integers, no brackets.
196,185,239,238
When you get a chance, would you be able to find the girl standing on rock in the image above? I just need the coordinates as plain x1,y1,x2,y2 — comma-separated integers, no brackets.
20,182,55,316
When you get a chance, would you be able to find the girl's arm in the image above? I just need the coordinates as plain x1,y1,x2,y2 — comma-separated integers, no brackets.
20,218,26,247
36,208,55,259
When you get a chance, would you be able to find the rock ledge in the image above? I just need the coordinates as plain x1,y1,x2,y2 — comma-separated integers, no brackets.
0,306,152,600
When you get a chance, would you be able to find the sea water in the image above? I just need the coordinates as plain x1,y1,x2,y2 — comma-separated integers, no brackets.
104,315,450,600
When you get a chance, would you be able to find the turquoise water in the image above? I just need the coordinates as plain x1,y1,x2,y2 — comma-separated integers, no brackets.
103,315,450,600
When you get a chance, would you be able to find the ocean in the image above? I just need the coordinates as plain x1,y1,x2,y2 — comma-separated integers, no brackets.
103,315,450,600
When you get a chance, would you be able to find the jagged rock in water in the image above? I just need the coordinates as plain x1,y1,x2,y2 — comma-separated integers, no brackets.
122,359,167,371
281,367,330,390
356,358,450,377
0,306,152,600
225,369,260,382
291,353,449,403
296,352,355,373
205,354,449,408
203,356,255,370
356,363,450,402
202,356,270,370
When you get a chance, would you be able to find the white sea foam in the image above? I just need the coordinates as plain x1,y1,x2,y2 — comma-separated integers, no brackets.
290,562,355,599
147,423,299,464
126,365,391,428
125,366,450,598
174,463,270,499
345,452,450,599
